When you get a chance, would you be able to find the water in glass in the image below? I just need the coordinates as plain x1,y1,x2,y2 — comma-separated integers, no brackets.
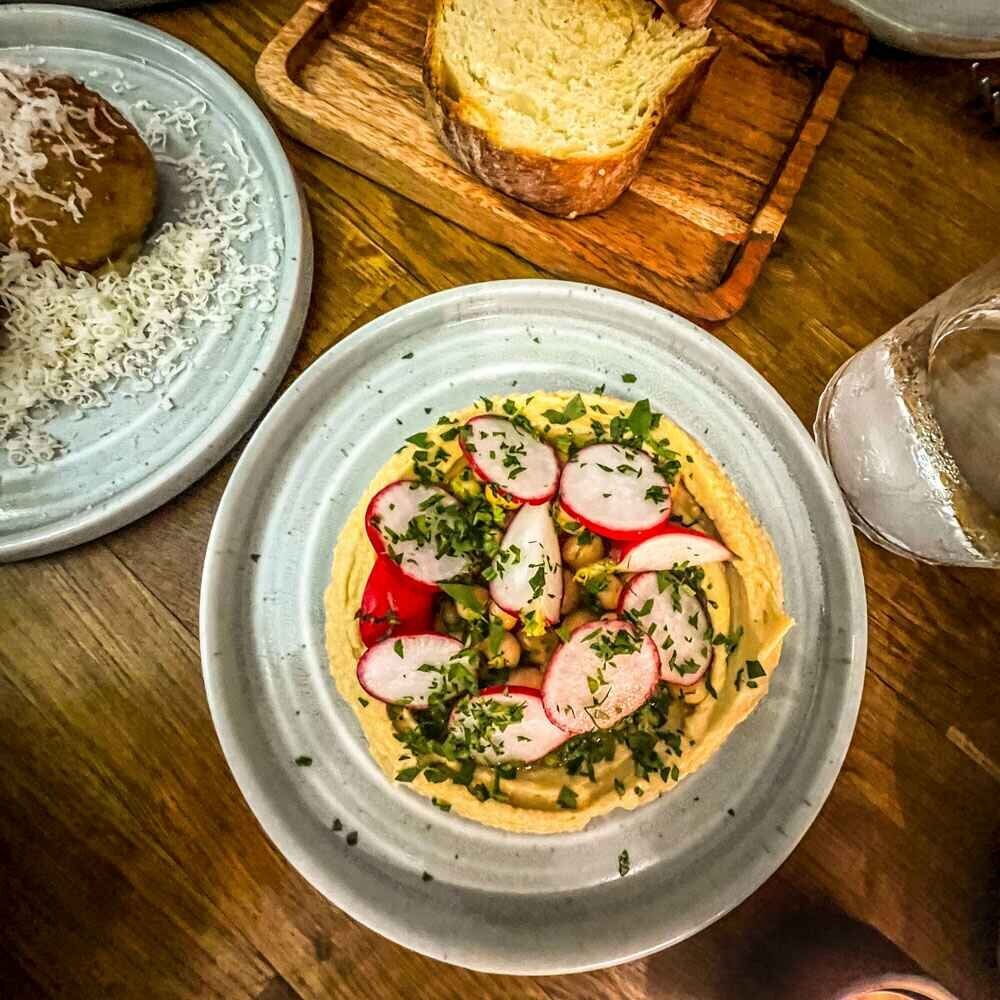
814,256,1000,567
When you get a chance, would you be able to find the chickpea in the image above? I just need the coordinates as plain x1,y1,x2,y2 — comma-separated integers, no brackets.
676,681,709,706
506,666,543,689
480,630,521,669
560,568,581,616
561,608,599,634
439,599,461,628
455,585,490,623
561,531,606,570
554,504,583,534
596,574,623,611
489,602,518,630
518,629,559,666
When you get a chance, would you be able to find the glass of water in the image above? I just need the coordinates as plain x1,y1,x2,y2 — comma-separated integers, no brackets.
814,255,1000,567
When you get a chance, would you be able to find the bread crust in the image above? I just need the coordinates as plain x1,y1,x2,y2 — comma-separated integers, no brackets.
422,6,718,218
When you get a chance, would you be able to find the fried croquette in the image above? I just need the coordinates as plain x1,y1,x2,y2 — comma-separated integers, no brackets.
0,70,157,271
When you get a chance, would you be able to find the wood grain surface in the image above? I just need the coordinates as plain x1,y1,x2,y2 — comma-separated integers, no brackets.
2,2,1000,998
255,0,866,320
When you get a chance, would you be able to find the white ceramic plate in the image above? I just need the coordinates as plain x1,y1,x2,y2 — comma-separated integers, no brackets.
0,5,311,562
840,0,1000,57
200,280,867,974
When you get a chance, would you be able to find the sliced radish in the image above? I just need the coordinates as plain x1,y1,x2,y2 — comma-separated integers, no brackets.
619,572,713,685
559,444,671,541
365,480,469,586
450,686,569,764
616,524,733,573
488,502,563,624
541,620,660,734
459,415,559,503
356,633,466,708
357,554,436,647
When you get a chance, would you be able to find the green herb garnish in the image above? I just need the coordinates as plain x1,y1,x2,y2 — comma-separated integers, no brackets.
557,786,578,809
439,582,485,616
542,394,586,425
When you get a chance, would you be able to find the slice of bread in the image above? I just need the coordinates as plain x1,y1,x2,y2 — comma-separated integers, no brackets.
423,0,718,217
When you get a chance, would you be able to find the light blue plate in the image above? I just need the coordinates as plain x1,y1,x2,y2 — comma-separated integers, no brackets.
841,0,1000,57
0,5,312,562
201,279,867,974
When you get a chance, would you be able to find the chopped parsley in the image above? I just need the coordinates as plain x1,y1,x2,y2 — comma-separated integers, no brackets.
451,696,527,759
618,849,631,877
405,431,432,449
294,755,312,767
542,394,586,425
622,372,637,383
439,582,486,616
713,625,743,656
627,398,653,438
557,786,579,809
745,659,767,689
645,484,667,504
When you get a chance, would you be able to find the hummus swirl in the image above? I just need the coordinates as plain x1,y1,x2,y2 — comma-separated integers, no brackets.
325,392,793,833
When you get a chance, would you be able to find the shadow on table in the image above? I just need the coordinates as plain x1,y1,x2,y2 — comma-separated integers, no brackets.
642,896,950,1000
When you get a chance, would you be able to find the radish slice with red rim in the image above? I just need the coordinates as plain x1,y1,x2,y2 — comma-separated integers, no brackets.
357,554,436,647
365,480,469,586
356,633,470,708
559,444,671,541
616,524,732,573
459,415,559,503
541,620,660,734
619,572,713,686
450,685,569,764
488,501,563,624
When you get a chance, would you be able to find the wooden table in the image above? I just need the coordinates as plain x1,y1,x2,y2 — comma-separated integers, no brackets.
2,4,999,998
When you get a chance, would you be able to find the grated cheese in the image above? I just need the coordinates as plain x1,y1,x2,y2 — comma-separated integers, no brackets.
0,84,282,466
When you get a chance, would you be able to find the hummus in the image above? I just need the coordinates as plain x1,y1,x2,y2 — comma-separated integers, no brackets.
324,392,793,834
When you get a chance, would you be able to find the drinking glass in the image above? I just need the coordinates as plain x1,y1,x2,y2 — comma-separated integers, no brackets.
814,255,1000,567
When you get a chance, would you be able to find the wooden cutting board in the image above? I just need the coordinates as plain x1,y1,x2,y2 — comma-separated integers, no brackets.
257,0,866,321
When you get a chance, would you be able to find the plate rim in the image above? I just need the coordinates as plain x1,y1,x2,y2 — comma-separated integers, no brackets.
0,4,313,563
839,0,1000,56
200,278,868,975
